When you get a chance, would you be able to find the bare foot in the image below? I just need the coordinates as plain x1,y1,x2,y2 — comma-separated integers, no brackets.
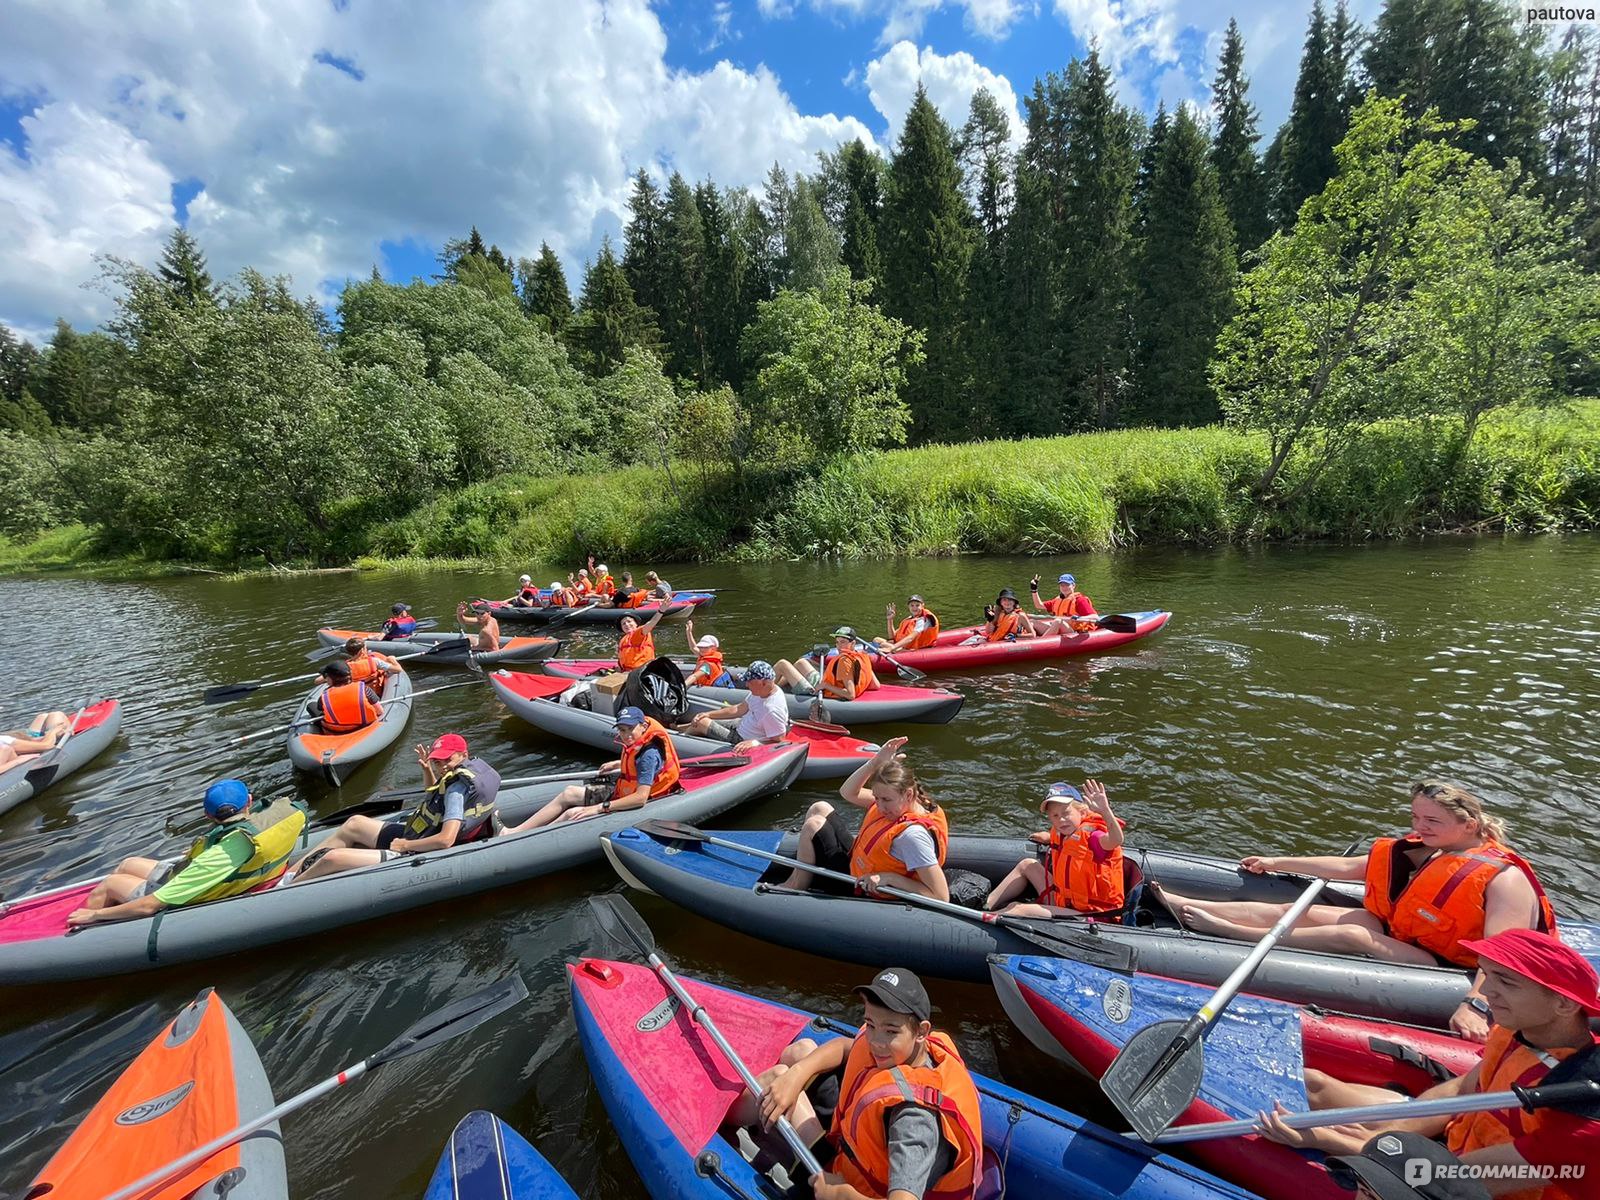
1180,904,1247,939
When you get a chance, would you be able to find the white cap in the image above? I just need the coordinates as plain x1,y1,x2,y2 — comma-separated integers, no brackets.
695,634,720,649
579,568,589,575
550,581,562,589
597,563,608,571
519,574,532,584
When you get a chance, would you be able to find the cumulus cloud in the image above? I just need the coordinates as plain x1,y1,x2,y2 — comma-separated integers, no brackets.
0,0,876,339
865,41,1026,148
758,0,1031,43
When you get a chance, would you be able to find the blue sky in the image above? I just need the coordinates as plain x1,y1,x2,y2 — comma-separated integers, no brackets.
0,0,1371,343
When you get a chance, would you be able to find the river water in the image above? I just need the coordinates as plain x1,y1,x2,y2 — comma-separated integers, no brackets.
1,537,1596,1196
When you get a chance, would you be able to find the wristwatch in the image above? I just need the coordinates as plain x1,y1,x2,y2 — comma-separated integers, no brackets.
1464,996,1491,1019
600,799,612,814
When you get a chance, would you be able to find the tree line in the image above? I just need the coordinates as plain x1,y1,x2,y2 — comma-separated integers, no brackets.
3,0,1599,564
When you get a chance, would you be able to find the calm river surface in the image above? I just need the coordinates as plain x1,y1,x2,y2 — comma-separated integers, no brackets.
1,537,1596,1196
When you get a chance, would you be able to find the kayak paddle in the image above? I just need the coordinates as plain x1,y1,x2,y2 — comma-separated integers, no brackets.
1151,1078,1600,1145
1099,842,1361,1141
20,703,92,792
1091,613,1141,634
855,640,927,683
233,678,485,744
205,672,324,704
634,820,1136,972
588,894,826,1182
103,974,529,1200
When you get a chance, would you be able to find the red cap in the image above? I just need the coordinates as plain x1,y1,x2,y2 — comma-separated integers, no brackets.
428,733,468,760
1459,928,1600,1014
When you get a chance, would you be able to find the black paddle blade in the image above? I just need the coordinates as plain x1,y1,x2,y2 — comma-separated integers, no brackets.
1100,1018,1206,1142
304,645,341,663
1016,924,1138,974
202,683,262,704
22,761,61,790
637,818,709,844
588,893,657,958
370,974,529,1068
1096,614,1139,634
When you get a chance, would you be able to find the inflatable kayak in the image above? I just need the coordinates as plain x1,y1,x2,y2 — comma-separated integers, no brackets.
315,628,560,669
865,610,1172,675
0,745,805,985
0,698,122,819
425,1111,577,1200
490,670,879,781
571,956,1259,1200
543,659,965,726
989,954,1482,1199
287,669,414,786
601,826,1600,1030
26,987,286,1200
533,585,716,607
485,597,708,626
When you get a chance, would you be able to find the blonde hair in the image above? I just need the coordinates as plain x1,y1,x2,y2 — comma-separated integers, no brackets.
1410,780,1507,843
874,758,936,813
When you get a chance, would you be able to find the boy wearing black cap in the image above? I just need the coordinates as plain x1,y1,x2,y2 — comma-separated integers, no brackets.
734,967,984,1200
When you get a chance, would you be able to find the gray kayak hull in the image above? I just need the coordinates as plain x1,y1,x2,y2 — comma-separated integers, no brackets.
0,699,123,820
0,745,806,985
314,628,560,668
484,600,701,626
286,670,414,786
601,827,1600,1030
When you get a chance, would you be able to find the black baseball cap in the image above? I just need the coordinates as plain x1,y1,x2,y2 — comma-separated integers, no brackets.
853,968,932,1023
1327,1133,1489,1200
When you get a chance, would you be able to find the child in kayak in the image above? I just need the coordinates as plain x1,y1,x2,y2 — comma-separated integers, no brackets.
959,588,1038,645
729,967,985,1200
776,736,951,904
1029,572,1098,633
0,710,71,769
983,779,1126,918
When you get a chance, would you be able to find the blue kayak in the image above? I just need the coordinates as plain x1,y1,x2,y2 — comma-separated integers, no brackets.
570,956,1262,1200
424,1111,578,1200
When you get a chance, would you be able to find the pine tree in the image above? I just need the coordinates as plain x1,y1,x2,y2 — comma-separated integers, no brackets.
659,172,709,383
1059,50,1140,429
517,243,574,337
880,85,977,442
1211,19,1271,254
156,227,217,304
1132,107,1237,426
696,181,748,388
569,237,658,377
838,140,885,285
1273,1,1357,228
958,87,1013,242
621,170,668,320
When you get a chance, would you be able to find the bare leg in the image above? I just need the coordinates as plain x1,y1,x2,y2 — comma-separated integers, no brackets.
726,1039,824,1145
1177,899,1441,964
288,815,386,872
500,785,589,834
84,859,163,908
777,801,833,890
683,714,715,735
293,846,387,883
985,858,1047,911
772,660,818,693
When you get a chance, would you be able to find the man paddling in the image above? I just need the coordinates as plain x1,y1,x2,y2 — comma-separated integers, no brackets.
287,733,501,883
497,706,681,831
731,967,985,1200
1257,929,1600,1198
456,600,501,652
67,780,306,926
773,628,880,701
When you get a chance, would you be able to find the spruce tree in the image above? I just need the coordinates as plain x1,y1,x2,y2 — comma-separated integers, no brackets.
838,140,885,285
570,237,657,377
958,87,1013,242
760,164,794,289
1059,50,1139,429
621,170,668,320
1132,107,1237,426
157,227,217,304
1273,1,1356,228
1134,103,1170,235
783,176,842,293
1211,19,1271,254
880,85,977,442
517,243,574,337
696,181,748,388
1546,28,1593,211
659,172,709,383
997,164,1064,437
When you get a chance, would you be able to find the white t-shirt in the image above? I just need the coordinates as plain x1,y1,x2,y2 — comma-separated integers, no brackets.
736,688,791,741
890,825,940,872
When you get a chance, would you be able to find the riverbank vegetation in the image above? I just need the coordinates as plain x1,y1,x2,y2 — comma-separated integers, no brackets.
4,1,1600,572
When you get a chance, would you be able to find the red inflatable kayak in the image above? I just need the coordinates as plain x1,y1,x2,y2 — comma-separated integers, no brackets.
990,954,1480,1200
872,610,1171,675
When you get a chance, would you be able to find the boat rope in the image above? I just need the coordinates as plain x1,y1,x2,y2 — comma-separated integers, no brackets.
693,1149,790,1200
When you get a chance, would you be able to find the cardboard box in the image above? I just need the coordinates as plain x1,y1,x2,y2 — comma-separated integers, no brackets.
594,672,630,697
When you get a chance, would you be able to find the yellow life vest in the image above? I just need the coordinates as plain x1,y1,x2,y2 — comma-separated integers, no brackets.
183,798,307,904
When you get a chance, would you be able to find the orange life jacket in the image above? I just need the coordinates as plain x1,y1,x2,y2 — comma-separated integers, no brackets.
617,589,647,609
548,587,574,607
618,628,656,671
894,610,941,649
688,649,725,687
1445,1025,1598,1200
824,648,880,695
595,574,616,596
1363,835,1557,968
829,1030,985,1200
1042,813,1126,913
346,649,396,687
318,683,381,734
615,716,682,800
574,579,592,596
850,802,949,879
986,609,1021,643
1046,591,1098,630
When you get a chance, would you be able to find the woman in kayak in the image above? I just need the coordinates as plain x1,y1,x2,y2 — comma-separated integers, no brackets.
776,736,951,903
984,779,1126,918
1163,780,1556,1041
0,710,71,768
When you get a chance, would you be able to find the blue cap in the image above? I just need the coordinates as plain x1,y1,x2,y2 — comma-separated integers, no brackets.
614,706,646,727
1058,574,1075,585
204,779,250,818
746,660,776,681
1039,781,1083,812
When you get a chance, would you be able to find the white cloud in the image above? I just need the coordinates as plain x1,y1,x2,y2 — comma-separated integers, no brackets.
865,41,1026,149
0,0,877,339
758,0,1031,43
1052,0,1181,74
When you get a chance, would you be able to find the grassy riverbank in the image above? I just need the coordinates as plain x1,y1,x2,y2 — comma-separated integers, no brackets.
4,402,1598,576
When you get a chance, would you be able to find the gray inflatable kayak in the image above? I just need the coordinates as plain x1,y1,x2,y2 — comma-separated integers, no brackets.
0,699,123,820
287,670,414,786
488,669,878,781
315,627,561,669
601,826,1600,1030
0,744,806,984
484,598,703,626
542,659,966,726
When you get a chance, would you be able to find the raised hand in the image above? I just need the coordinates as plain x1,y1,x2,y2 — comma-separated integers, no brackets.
1083,778,1111,815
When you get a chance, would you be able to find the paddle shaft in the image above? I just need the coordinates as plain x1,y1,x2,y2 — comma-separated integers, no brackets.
22,702,90,780
639,946,825,1178
1151,1080,1600,1145
235,678,480,744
